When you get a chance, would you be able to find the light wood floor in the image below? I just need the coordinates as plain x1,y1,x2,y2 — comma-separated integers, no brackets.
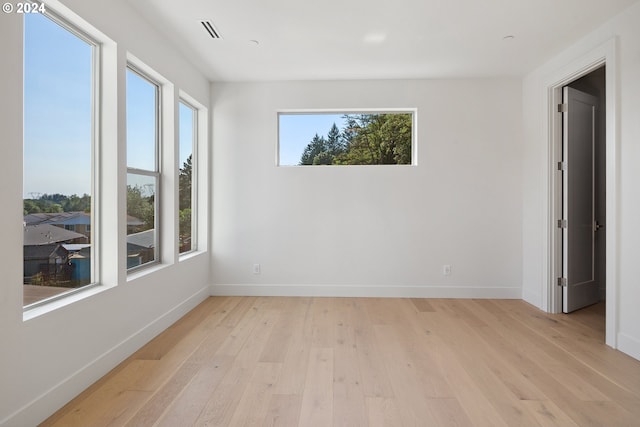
41,297,640,426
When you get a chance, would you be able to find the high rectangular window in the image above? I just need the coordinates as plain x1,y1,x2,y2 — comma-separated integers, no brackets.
126,67,159,270
278,111,415,166
23,12,97,307
178,101,196,254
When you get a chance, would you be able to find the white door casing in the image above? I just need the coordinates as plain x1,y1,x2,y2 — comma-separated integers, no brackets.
543,37,618,348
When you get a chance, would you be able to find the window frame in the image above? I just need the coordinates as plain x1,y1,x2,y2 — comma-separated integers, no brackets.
277,108,418,167
125,64,161,272
22,9,102,310
178,98,198,256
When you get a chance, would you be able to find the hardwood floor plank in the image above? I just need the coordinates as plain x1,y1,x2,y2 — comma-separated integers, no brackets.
521,400,580,427
352,299,395,398
154,354,235,427
450,299,639,426
410,298,436,312
426,398,475,427
469,300,632,403
425,301,547,426
262,394,302,427
426,331,509,427
133,297,231,361
498,300,640,397
227,362,282,426
366,397,402,427
299,347,334,427
45,360,157,427
259,304,297,363
273,298,313,395
123,360,200,427
373,324,441,425
194,306,280,426
193,364,254,426
332,299,367,426
40,297,640,427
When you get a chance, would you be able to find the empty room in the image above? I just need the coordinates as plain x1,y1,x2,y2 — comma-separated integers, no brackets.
2,0,640,425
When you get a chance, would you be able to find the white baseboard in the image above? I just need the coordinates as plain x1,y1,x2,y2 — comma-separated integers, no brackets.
1,286,210,427
618,332,640,362
211,284,522,299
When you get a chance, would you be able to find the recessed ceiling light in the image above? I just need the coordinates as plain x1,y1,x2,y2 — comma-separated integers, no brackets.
363,32,387,44
249,39,259,46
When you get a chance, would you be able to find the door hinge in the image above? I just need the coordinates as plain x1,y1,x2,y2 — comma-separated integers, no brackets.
557,161,566,171
558,103,568,113
557,219,567,228
557,277,568,287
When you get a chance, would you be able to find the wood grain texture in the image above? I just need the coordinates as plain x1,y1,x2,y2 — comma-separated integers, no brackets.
40,297,640,426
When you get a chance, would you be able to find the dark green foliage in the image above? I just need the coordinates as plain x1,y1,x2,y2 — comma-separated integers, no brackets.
299,134,328,165
127,185,154,231
298,114,412,166
178,155,193,251
179,154,192,211
23,193,91,215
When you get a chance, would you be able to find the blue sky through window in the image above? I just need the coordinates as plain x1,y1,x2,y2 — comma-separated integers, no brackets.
126,69,157,171
279,113,347,166
23,12,92,198
179,102,194,168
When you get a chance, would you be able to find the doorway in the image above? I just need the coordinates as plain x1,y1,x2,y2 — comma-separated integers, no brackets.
561,66,606,313
545,39,618,348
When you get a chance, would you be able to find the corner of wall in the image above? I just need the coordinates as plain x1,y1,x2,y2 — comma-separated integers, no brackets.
0,286,210,427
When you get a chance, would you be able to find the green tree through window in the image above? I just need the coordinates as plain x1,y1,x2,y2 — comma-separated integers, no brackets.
279,112,414,166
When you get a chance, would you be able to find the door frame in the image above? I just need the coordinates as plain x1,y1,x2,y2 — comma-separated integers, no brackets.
545,38,618,348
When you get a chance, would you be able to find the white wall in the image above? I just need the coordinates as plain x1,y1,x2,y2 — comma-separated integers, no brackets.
211,79,523,298
522,1,640,360
0,1,211,425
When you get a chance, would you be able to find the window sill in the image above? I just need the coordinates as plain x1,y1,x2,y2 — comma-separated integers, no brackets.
23,282,116,322
179,249,206,262
127,261,169,283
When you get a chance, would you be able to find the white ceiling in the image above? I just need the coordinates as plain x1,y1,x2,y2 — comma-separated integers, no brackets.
128,0,638,82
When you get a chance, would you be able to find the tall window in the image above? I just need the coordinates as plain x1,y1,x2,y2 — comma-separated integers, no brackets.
178,101,196,254
126,67,159,270
278,111,415,166
23,12,97,307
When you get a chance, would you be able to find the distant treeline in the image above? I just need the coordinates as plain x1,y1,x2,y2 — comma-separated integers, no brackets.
299,113,412,165
23,193,90,214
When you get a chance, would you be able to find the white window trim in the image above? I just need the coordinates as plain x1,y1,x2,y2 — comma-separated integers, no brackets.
125,62,162,273
276,108,418,167
181,91,208,258
22,7,103,312
178,97,198,256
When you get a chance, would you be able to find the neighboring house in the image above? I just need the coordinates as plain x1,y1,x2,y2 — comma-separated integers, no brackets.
23,223,88,246
23,244,71,285
24,212,92,241
23,212,145,241
126,229,155,268
63,244,92,283
23,224,87,285
126,215,146,234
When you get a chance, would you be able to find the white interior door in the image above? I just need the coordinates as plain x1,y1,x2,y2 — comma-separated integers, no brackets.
562,86,600,313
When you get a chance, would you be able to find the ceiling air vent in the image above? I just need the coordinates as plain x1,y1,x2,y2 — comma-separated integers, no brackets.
200,20,222,39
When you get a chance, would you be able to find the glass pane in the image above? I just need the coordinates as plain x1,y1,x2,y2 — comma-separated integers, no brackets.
23,13,94,306
279,112,413,166
178,102,195,254
126,69,157,171
127,173,156,268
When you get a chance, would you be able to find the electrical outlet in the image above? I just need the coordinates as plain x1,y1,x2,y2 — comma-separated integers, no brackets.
253,264,261,275
443,264,452,276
